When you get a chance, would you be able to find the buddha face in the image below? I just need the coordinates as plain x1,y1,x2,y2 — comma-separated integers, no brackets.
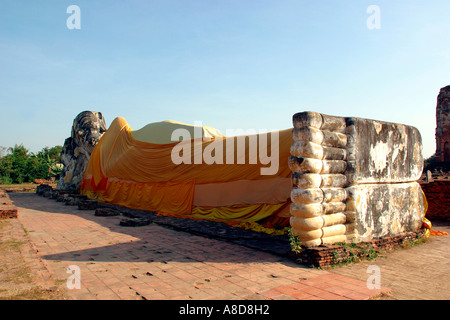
71,111,107,153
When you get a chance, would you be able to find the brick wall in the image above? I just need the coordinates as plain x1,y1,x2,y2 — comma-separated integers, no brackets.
290,230,426,268
420,181,450,220
0,189,18,219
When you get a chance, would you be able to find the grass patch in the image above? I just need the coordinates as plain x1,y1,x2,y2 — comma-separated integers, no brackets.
0,219,66,300
0,286,65,300
328,233,428,268
0,183,41,193
21,225,29,236
1,261,33,284
400,233,429,249
0,239,27,250
329,241,380,268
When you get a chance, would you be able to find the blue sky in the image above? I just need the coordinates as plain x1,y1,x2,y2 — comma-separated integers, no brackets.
1,0,449,158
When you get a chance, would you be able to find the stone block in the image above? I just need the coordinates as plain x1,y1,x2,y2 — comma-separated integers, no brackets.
289,111,425,248
64,194,88,206
36,184,53,195
119,217,152,227
346,182,424,241
0,204,18,219
43,190,52,198
95,208,120,216
345,117,423,184
78,200,99,210
64,197,76,205
56,194,67,202
50,189,60,199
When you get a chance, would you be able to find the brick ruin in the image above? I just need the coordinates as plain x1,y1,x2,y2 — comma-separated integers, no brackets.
0,189,18,219
419,85,450,221
420,181,450,220
435,85,450,163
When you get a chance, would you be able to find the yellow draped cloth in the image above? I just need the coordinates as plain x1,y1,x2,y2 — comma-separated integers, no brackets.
80,117,292,224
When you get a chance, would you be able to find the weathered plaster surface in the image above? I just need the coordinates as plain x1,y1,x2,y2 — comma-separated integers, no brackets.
346,182,424,241
345,117,423,184
289,111,425,247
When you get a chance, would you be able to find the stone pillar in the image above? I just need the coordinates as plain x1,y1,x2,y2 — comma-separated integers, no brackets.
289,111,425,247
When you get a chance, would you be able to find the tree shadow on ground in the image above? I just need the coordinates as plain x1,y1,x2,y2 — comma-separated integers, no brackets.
9,193,298,266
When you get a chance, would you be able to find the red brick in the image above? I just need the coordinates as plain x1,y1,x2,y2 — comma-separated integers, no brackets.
420,181,450,219
273,285,299,295
314,291,345,300
302,286,326,296
259,289,283,299
291,291,314,300
0,204,18,219
287,282,308,290
325,286,352,296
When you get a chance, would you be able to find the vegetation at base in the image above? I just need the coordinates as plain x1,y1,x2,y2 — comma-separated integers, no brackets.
288,229,302,254
399,232,429,249
330,241,380,267
329,233,428,268
0,144,62,184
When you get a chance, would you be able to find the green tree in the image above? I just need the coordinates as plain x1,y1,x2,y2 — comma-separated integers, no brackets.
29,147,63,180
48,145,63,162
0,144,63,184
0,146,7,159
0,144,29,183
36,145,62,162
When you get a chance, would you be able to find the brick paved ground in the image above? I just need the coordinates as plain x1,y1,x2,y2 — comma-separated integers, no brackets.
329,220,450,300
5,192,445,300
